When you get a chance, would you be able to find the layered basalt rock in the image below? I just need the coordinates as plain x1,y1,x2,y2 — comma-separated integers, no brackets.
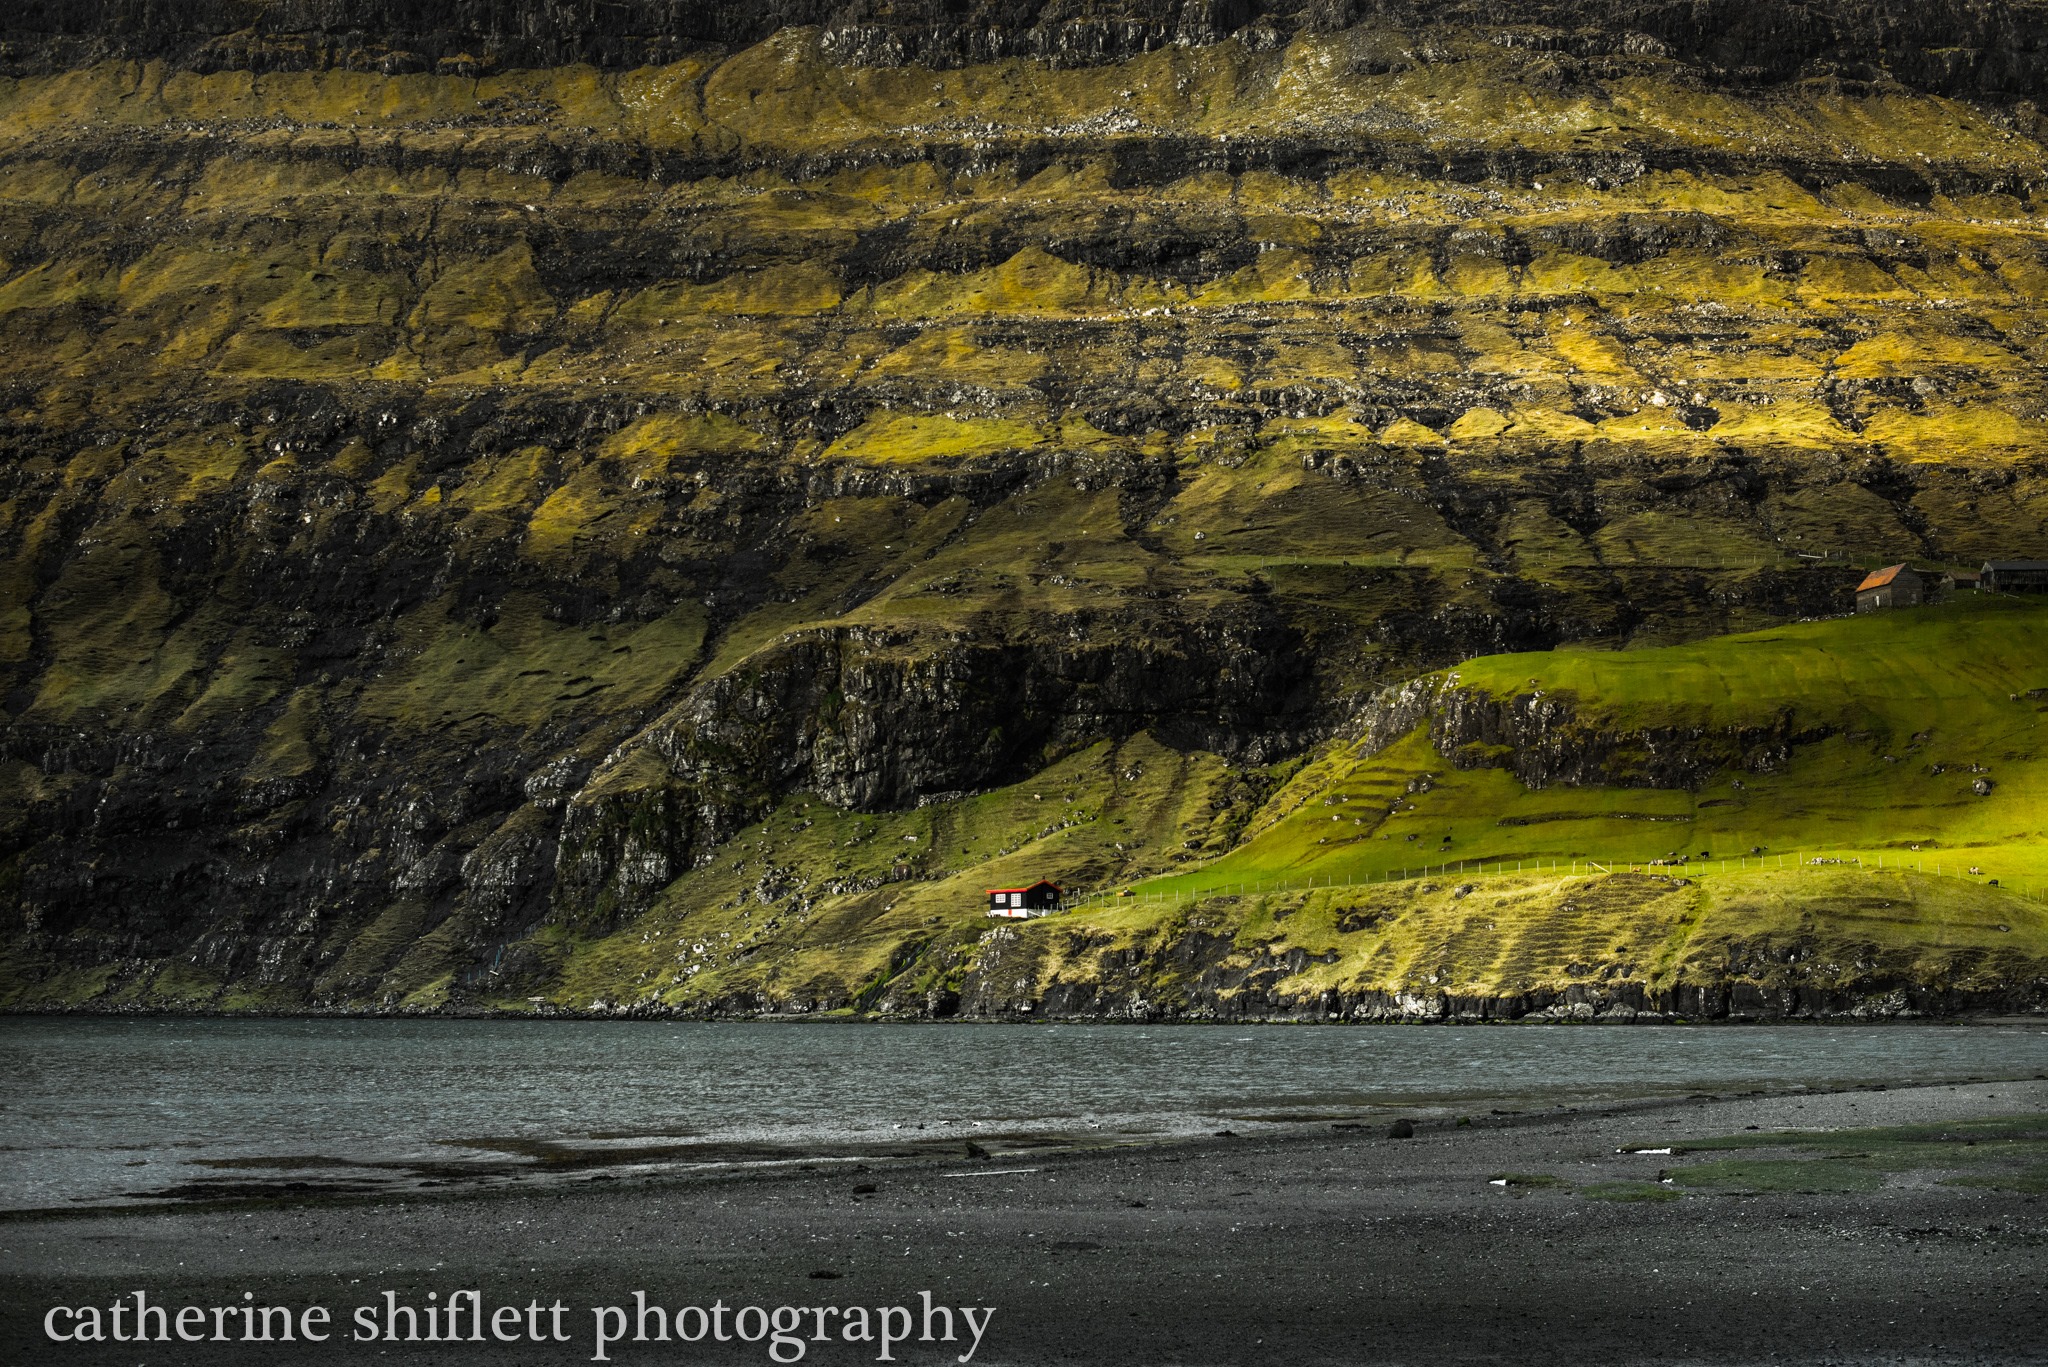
953,874,2048,1024
8,0,2048,102
3,1,2048,1012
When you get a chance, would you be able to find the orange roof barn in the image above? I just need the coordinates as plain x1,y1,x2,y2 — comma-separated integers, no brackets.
1856,564,1909,592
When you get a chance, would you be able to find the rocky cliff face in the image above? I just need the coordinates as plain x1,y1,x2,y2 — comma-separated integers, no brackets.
954,870,2048,1024
9,0,2048,103
3,0,2048,1012
1345,672,1819,789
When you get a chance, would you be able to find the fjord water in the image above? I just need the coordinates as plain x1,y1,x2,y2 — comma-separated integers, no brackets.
7,1018,2047,1211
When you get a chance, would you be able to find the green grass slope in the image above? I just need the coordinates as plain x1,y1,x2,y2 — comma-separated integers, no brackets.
452,596,2048,1021
1136,595,2048,897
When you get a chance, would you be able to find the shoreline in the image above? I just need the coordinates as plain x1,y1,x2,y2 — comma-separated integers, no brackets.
3,1080,2044,1365
8,1071,2045,1223
5,1004,2046,1023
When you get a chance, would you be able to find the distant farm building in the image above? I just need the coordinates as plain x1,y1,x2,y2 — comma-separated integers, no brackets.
1943,569,1981,592
1855,564,1923,612
986,880,1062,918
1982,560,2048,594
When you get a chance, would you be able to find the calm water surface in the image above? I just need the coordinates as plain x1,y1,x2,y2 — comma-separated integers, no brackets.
5,1018,2046,1210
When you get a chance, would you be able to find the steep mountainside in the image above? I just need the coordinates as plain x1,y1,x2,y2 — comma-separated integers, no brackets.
2,0,2046,1014
513,599,2048,1023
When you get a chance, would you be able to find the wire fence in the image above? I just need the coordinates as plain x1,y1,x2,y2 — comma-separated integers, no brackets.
1051,849,2047,915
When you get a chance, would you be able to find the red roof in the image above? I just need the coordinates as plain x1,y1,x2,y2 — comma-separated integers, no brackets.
1856,563,1911,591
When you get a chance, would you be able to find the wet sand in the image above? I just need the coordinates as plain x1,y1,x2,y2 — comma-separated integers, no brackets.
3,1080,2044,1366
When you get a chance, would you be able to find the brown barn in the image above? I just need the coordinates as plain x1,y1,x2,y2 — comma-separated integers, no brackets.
1983,560,2048,594
1855,564,1923,612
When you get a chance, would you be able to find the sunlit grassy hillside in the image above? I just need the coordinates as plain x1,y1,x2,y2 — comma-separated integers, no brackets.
7,592,2044,1018
1137,595,2048,898
467,597,2048,1020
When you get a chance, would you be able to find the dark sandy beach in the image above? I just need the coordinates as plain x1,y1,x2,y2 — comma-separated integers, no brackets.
3,1080,2043,1366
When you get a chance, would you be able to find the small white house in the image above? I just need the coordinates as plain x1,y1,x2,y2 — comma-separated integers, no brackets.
986,880,1062,918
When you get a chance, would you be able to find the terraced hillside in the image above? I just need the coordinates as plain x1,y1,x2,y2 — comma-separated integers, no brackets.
2,0,2047,1014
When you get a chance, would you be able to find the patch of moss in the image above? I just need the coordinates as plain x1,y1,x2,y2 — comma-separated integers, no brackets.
1946,1169,2048,1194
1579,1181,1683,1203
1665,1158,1888,1193
355,595,706,734
822,413,1052,464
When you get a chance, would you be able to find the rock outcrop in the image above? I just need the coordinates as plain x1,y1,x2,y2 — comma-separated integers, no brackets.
8,0,2048,104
